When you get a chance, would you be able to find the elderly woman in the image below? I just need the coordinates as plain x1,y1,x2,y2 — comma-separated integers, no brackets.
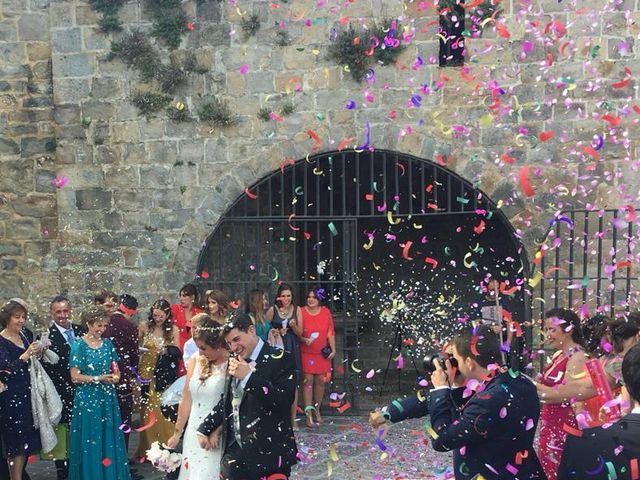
0,300,41,480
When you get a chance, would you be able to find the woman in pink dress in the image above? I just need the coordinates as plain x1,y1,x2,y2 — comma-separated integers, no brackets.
299,287,335,427
537,307,586,480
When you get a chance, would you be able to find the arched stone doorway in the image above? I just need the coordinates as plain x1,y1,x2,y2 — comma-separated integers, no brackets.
195,149,530,412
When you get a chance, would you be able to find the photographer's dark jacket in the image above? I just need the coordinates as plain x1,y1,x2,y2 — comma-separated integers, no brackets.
429,370,546,480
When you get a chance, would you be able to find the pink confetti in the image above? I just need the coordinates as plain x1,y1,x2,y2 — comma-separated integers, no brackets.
52,176,68,188
239,64,249,75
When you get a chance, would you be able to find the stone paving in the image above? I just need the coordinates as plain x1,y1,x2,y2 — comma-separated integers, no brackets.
26,416,453,480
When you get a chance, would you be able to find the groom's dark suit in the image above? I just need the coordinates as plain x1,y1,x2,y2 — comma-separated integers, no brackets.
197,341,298,479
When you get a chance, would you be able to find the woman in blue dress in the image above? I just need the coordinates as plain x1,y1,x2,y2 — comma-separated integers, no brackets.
69,307,131,480
266,283,304,430
0,299,41,480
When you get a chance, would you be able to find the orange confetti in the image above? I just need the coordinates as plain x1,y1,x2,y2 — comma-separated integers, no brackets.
473,219,486,234
424,257,438,269
402,241,414,260
538,131,554,142
583,146,600,161
602,114,621,127
338,137,355,151
102,458,112,467
496,23,510,39
519,166,535,197
337,402,351,414
244,187,257,199
500,153,515,165
562,423,582,437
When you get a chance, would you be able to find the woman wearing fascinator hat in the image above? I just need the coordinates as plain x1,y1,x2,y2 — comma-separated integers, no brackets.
299,286,336,427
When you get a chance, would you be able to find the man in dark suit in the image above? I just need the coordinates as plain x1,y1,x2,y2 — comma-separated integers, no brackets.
558,342,640,479
197,313,298,480
103,295,139,452
429,325,546,479
41,295,85,480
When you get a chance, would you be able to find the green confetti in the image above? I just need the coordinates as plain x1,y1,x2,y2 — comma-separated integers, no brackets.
328,222,338,236
591,45,601,58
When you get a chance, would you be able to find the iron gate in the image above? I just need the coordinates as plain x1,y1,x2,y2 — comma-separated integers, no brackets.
195,149,530,412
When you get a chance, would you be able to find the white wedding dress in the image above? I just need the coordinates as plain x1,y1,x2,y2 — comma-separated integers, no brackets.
178,354,226,480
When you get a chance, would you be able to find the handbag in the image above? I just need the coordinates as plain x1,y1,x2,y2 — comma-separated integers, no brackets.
321,346,332,359
40,424,69,460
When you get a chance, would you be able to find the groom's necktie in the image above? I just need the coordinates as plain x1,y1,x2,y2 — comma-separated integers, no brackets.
64,328,75,345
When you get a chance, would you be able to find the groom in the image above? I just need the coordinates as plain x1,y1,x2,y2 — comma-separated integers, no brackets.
197,312,298,479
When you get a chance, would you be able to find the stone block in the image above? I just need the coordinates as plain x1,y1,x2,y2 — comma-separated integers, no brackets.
92,230,163,250
0,138,20,155
58,248,114,267
139,165,173,187
52,53,95,78
75,5,98,25
81,100,117,120
20,136,56,157
149,209,193,229
54,104,81,124
35,169,56,193
244,71,274,93
12,194,56,217
204,137,229,164
75,143,93,164
139,117,165,139
75,188,112,210
32,60,52,80
64,166,103,188
23,96,52,108
0,20,18,42
49,3,75,28
0,259,18,270
25,42,50,62
0,42,26,65
94,145,120,164
0,242,22,256
122,247,139,267
104,165,140,189
147,141,178,164
0,274,26,298
0,65,30,78
17,13,48,41
283,46,317,70
152,189,182,209
177,139,204,164
51,28,82,54
53,77,91,103
120,143,148,164
112,121,141,144
6,217,41,239
83,27,110,51
139,251,167,268
113,190,152,211
226,72,246,96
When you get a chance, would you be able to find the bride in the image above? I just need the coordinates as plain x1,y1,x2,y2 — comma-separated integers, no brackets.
166,314,227,479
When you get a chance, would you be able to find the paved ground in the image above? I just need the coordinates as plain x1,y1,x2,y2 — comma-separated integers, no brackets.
26,417,454,479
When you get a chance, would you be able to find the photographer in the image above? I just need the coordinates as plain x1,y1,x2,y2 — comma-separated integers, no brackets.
428,325,546,479
369,346,464,430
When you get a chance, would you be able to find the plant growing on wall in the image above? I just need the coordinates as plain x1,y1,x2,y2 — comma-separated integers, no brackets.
438,0,501,35
328,19,406,81
198,97,238,128
89,0,126,33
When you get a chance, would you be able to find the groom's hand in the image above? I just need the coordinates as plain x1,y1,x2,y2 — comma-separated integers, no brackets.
197,434,212,451
228,356,251,381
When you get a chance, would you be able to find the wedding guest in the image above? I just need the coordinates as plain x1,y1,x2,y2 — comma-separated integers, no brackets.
246,289,273,343
182,289,228,366
94,290,117,319
204,289,230,325
68,307,130,480
299,286,335,427
165,315,228,480
0,300,42,480
558,342,640,479
171,284,203,352
136,299,180,458
266,283,303,429
103,294,139,453
182,313,206,365
42,296,85,480
197,313,298,479
537,308,586,480
537,314,640,425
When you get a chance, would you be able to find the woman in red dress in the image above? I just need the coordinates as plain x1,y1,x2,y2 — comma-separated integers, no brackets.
536,308,586,480
170,283,203,351
299,286,335,427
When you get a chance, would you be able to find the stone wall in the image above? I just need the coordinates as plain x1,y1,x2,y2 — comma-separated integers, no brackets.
1,0,639,316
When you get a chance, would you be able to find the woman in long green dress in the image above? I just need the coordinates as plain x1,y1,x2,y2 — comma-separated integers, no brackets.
69,307,131,480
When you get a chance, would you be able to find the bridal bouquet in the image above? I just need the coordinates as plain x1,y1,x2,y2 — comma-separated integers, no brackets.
146,441,181,473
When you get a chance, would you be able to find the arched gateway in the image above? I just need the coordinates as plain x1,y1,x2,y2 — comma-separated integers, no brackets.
196,149,530,411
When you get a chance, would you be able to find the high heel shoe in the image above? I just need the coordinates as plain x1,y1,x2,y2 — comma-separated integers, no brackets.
304,406,317,427
313,407,323,425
